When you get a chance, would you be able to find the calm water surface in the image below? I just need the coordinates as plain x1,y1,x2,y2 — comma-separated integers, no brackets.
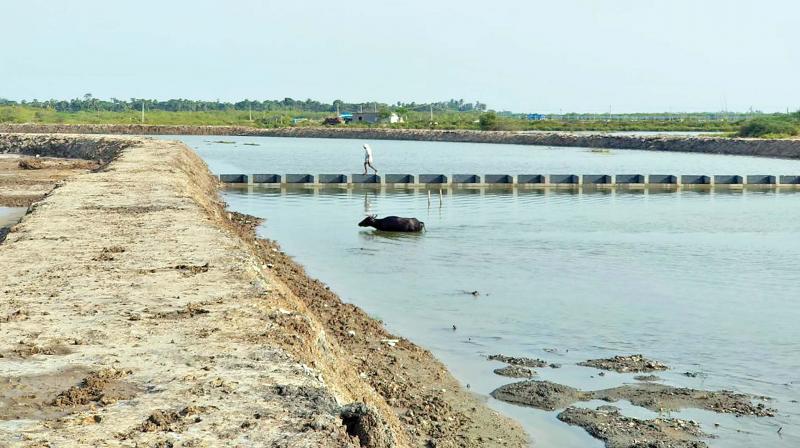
0,208,25,227
182,136,800,447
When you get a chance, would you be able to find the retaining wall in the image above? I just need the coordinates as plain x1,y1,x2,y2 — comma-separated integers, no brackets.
221,173,800,188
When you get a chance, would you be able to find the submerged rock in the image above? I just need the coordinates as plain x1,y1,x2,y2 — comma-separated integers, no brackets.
578,354,669,373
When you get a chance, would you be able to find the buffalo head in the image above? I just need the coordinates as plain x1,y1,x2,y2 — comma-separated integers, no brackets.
358,215,377,227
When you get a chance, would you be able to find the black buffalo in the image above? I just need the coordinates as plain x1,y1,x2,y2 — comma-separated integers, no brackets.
358,215,425,232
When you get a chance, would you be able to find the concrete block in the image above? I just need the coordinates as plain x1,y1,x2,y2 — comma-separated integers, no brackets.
648,174,678,184
285,174,315,183
220,174,249,184
681,175,711,185
252,174,281,184
385,174,416,184
616,174,645,184
746,175,777,185
351,174,381,184
452,174,482,184
517,174,546,184
582,174,613,185
485,174,514,184
779,175,800,185
318,174,348,184
714,175,743,185
549,174,579,184
419,174,449,184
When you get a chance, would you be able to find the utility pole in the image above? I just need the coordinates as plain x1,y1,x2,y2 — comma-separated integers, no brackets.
141,101,145,124
430,104,433,121
249,105,253,122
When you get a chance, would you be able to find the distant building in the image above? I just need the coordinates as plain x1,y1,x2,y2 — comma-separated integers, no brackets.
343,112,404,124
350,112,381,124
527,113,547,120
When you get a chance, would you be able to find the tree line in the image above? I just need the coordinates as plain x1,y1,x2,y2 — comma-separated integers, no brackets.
0,94,488,114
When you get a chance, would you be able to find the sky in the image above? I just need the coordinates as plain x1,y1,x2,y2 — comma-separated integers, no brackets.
1,0,798,113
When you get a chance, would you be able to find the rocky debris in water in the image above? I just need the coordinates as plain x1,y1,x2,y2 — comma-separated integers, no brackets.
490,380,588,411
557,405,708,448
52,368,134,407
634,374,663,382
578,354,669,373
493,365,535,379
491,380,776,417
683,371,706,378
339,402,397,448
594,383,776,417
488,354,548,368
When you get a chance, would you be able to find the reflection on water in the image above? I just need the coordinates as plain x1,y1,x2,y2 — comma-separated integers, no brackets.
222,187,799,448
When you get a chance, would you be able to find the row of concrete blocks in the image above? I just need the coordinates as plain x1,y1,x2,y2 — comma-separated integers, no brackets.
219,174,800,186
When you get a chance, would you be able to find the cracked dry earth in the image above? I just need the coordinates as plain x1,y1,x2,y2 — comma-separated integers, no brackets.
0,136,526,447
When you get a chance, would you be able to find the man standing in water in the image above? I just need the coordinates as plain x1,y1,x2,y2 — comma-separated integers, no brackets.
363,143,378,175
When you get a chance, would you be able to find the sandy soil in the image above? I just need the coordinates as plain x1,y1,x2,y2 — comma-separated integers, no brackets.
0,155,99,207
0,135,526,447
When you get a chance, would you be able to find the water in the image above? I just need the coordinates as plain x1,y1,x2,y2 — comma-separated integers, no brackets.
180,136,800,447
0,208,25,228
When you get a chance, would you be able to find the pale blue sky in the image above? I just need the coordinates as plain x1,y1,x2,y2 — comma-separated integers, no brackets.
1,0,797,113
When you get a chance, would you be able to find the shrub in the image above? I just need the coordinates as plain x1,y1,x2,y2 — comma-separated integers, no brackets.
738,117,799,137
478,112,497,130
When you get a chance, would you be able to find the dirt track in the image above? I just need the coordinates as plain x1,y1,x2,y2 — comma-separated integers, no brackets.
0,134,526,447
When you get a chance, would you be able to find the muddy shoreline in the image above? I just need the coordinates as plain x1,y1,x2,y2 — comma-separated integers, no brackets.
0,133,526,447
3,124,800,159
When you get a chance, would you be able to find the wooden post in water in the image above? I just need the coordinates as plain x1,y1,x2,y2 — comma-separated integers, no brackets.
439,189,443,208
428,190,431,208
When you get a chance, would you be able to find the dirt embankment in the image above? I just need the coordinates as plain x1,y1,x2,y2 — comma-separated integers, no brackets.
3,124,800,159
0,134,526,447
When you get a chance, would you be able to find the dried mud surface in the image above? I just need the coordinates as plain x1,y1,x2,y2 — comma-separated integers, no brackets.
0,134,526,447
0,155,99,207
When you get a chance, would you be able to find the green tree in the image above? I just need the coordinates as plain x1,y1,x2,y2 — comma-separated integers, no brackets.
479,111,497,130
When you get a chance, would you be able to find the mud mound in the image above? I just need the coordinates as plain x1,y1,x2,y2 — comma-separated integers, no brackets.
579,354,669,373
595,384,775,417
52,368,135,407
491,381,587,411
491,380,775,417
19,158,44,170
493,365,535,379
488,354,548,368
558,406,708,448
138,406,208,433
